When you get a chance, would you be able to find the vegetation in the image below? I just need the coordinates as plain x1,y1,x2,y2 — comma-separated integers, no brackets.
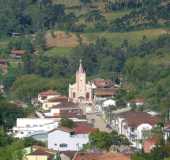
86,130,130,150
60,117,75,129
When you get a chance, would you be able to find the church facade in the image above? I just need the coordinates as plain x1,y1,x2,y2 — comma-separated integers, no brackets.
69,60,93,104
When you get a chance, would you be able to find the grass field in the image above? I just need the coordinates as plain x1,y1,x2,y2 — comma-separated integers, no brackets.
52,0,80,7
83,29,169,48
104,10,130,21
45,47,73,57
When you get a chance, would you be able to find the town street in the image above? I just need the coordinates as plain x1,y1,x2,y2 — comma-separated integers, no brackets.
86,113,111,133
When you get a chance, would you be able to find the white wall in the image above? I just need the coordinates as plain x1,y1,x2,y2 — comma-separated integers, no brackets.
48,130,89,151
16,118,56,127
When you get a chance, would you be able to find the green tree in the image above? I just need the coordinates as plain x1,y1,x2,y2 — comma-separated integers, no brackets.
60,117,75,129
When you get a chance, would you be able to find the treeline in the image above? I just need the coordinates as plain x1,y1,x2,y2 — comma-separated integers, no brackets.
0,0,67,37
109,0,170,31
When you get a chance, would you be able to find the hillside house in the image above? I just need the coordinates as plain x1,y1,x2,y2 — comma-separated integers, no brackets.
44,101,84,119
10,49,26,59
48,123,96,151
112,111,159,149
0,59,8,74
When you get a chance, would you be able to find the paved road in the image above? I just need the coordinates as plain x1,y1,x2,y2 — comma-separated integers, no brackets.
86,113,111,133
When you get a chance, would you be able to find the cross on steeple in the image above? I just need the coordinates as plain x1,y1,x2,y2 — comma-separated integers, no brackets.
78,59,84,73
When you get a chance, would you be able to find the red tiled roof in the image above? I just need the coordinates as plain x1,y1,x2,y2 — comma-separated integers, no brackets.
48,127,74,134
49,123,96,135
73,152,130,160
119,111,159,127
143,137,159,153
74,122,97,134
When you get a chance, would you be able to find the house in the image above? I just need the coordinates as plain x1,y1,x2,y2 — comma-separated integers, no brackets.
164,121,170,140
10,49,26,59
69,60,93,104
92,79,118,100
127,98,144,107
96,99,116,113
73,152,130,160
41,95,68,110
0,59,8,74
25,146,59,160
143,137,158,153
44,101,84,119
0,84,4,94
38,90,61,104
112,111,159,149
48,122,97,151
25,146,74,160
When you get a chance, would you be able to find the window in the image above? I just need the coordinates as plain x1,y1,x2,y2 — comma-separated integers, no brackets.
59,143,67,148
73,92,76,98
86,92,90,100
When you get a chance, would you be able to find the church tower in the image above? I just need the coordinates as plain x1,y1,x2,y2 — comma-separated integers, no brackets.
69,59,93,104
76,59,86,98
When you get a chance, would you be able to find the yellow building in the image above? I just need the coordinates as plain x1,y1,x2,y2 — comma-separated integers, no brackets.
25,147,56,160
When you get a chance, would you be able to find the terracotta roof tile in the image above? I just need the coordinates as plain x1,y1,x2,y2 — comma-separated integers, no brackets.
73,152,130,160
118,111,159,127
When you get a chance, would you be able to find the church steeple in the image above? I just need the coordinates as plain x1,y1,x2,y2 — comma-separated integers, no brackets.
78,59,84,73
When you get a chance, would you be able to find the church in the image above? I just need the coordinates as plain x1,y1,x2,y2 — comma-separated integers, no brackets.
69,60,93,104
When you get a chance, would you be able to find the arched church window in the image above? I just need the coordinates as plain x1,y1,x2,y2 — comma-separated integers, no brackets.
73,92,76,98
86,92,90,100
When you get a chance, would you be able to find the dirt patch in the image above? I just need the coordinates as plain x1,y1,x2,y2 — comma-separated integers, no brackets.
45,31,89,48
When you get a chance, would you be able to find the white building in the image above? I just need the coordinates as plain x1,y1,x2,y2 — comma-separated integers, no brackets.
12,118,59,138
12,118,87,139
112,111,159,149
48,123,96,151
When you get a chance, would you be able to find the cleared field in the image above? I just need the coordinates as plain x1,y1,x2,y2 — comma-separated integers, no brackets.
83,29,169,48
45,31,89,48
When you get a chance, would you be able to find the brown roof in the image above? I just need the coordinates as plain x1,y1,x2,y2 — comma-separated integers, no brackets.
93,79,114,88
39,90,60,97
52,101,79,108
47,96,68,103
0,59,7,65
73,152,130,160
74,122,97,134
29,148,56,160
95,88,117,97
118,111,159,127
130,98,144,104
11,49,26,55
